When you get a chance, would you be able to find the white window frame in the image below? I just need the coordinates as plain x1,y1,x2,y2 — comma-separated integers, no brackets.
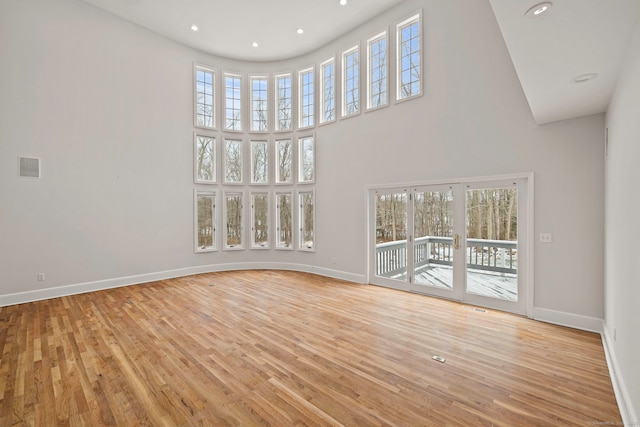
194,190,216,253
319,58,336,124
274,73,293,132
275,191,294,250
298,67,315,129
224,138,244,184
194,133,216,184
224,72,243,131
250,75,269,132
367,30,389,111
223,190,244,250
250,191,270,249
298,190,315,252
250,140,269,185
341,45,360,118
194,64,216,129
396,12,423,102
275,139,294,185
298,135,315,184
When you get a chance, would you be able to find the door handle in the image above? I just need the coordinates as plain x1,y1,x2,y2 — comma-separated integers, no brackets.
454,234,460,250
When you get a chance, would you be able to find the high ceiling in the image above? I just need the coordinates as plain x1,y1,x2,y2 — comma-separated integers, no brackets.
79,0,640,124
80,0,404,62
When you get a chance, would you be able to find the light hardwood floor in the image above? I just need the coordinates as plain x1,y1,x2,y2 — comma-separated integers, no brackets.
0,270,620,426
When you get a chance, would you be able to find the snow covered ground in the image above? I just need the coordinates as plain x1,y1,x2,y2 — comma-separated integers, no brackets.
408,265,517,301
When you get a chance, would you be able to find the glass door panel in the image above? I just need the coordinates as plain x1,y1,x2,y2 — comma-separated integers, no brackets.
369,178,528,316
413,188,454,290
465,186,518,302
374,189,409,285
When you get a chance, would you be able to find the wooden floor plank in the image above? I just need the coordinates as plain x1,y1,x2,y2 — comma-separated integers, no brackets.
0,270,621,426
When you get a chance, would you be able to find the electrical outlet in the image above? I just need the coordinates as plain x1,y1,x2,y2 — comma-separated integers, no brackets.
37,273,45,281
539,233,553,243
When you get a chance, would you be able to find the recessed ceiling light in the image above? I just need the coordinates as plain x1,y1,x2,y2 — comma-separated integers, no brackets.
340,0,348,5
524,2,552,18
190,24,199,32
251,42,259,48
296,28,304,35
572,73,598,83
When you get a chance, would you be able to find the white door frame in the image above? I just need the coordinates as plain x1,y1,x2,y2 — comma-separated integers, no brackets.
366,173,534,318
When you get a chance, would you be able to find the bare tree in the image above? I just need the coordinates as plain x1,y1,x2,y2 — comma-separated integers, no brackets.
196,136,214,181
277,140,292,183
251,141,267,183
225,140,242,183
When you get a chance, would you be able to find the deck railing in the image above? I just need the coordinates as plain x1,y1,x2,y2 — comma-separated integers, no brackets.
376,236,517,278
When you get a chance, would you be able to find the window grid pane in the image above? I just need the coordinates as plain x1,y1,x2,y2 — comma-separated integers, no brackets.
299,69,314,128
276,139,293,184
251,193,269,248
251,77,268,131
368,35,388,109
225,75,242,131
398,17,421,99
224,139,243,184
299,191,314,250
196,68,214,128
343,48,360,116
275,75,292,131
321,61,335,123
298,136,314,183
195,135,216,183
225,192,243,248
196,192,215,251
251,140,268,184
276,193,293,248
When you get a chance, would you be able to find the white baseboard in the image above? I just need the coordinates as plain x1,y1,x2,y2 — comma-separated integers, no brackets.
0,263,365,307
532,307,603,333
602,324,639,425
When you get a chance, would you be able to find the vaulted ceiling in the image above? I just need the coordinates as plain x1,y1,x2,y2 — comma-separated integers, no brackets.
80,0,404,62
80,0,640,124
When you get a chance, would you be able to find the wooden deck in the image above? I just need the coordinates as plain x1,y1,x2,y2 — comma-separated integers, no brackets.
414,265,518,301
0,270,620,426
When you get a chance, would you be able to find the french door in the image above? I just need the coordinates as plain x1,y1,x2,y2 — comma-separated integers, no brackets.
369,178,529,315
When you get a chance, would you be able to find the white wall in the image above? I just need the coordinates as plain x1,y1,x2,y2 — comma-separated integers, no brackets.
604,17,640,423
1,0,605,329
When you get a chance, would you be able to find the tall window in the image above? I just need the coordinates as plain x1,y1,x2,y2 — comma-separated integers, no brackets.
251,192,269,248
225,73,242,130
224,192,243,249
298,136,314,183
195,191,216,252
275,74,293,131
299,67,314,128
195,66,215,128
224,139,243,184
320,59,335,123
194,135,215,184
250,76,268,132
299,191,314,251
342,46,360,117
276,192,293,249
397,13,422,100
275,139,293,184
367,32,388,109
251,140,268,184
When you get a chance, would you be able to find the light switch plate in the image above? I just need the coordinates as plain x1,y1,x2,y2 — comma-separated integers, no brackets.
539,233,553,243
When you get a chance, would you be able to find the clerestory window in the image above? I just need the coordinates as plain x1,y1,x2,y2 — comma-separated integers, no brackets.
342,46,360,117
367,32,388,110
397,13,422,100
